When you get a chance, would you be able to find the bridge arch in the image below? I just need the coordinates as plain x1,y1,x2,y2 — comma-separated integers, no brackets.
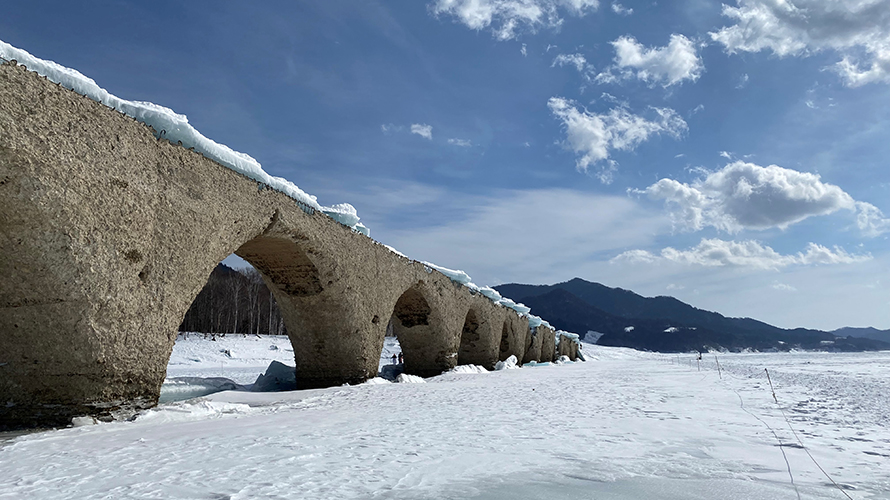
457,307,497,369
389,283,460,377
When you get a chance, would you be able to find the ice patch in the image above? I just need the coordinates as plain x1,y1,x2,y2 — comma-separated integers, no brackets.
498,297,531,314
252,360,297,392
478,286,502,301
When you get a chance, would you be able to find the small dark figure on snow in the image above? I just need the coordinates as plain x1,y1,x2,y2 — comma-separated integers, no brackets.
391,353,398,364
398,352,403,364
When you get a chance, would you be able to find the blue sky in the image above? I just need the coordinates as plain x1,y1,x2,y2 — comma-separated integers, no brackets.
3,0,889,330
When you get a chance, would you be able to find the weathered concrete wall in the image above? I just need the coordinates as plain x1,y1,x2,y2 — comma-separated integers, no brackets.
498,313,530,363
522,327,543,364
556,334,580,361
457,304,504,370
539,326,556,362
0,63,532,428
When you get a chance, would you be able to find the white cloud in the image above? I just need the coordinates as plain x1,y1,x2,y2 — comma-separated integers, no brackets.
710,0,890,86
856,201,890,236
410,123,433,140
430,0,600,41
637,161,860,233
552,53,589,72
521,43,528,56
448,138,473,147
612,238,871,270
736,73,749,89
611,1,633,15
552,53,596,82
666,283,685,290
772,281,797,291
597,34,704,87
548,97,687,181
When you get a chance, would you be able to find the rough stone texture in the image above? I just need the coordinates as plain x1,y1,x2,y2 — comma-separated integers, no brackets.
0,63,555,429
538,326,557,362
522,326,543,365
557,334,579,361
457,303,503,370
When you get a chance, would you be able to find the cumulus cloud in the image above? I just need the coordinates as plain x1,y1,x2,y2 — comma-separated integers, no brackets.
611,238,871,270
410,123,433,140
710,0,890,86
597,34,703,87
548,97,687,182
430,0,600,40
611,1,633,15
636,161,864,233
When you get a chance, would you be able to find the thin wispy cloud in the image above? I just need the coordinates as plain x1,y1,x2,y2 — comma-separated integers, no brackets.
410,123,433,140
448,138,473,147
430,0,600,40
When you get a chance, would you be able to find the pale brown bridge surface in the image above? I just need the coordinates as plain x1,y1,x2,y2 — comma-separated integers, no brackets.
0,62,577,429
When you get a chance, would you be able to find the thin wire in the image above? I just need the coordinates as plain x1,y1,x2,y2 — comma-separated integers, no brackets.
733,388,802,500
766,370,855,500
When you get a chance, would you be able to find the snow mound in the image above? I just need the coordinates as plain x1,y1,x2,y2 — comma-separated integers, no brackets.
71,416,100,427
321,203,369,236
450,364,489,374
362,377,392,385
421,261,472,284
395,374,426,384
495,355,520,370
136,400,255,424
555,355,573,364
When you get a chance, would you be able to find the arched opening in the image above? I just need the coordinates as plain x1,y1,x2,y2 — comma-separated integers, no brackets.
388,286,432,377
386,284,456,378
393,287,432,328
164,235,325,401
499,320,511,361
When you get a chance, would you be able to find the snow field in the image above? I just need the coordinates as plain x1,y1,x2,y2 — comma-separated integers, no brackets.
1,339,887,499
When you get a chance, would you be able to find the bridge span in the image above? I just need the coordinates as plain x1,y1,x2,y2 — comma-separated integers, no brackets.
0,61,578,429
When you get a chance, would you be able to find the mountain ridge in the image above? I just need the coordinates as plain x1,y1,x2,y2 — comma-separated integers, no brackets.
495,278,889,352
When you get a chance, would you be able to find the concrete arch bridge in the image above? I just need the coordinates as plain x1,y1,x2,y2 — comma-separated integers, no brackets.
0,62,578,429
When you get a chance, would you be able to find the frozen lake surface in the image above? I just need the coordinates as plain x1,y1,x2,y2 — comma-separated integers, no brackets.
1,337,888,499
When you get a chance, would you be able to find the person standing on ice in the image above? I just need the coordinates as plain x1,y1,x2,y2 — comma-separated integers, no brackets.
391,353,398,365
398,352,403,364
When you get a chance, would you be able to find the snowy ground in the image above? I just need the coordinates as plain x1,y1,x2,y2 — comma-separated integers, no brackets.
1,337,888,500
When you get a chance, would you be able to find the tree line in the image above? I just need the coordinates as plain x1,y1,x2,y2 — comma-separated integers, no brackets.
179,264,286,336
